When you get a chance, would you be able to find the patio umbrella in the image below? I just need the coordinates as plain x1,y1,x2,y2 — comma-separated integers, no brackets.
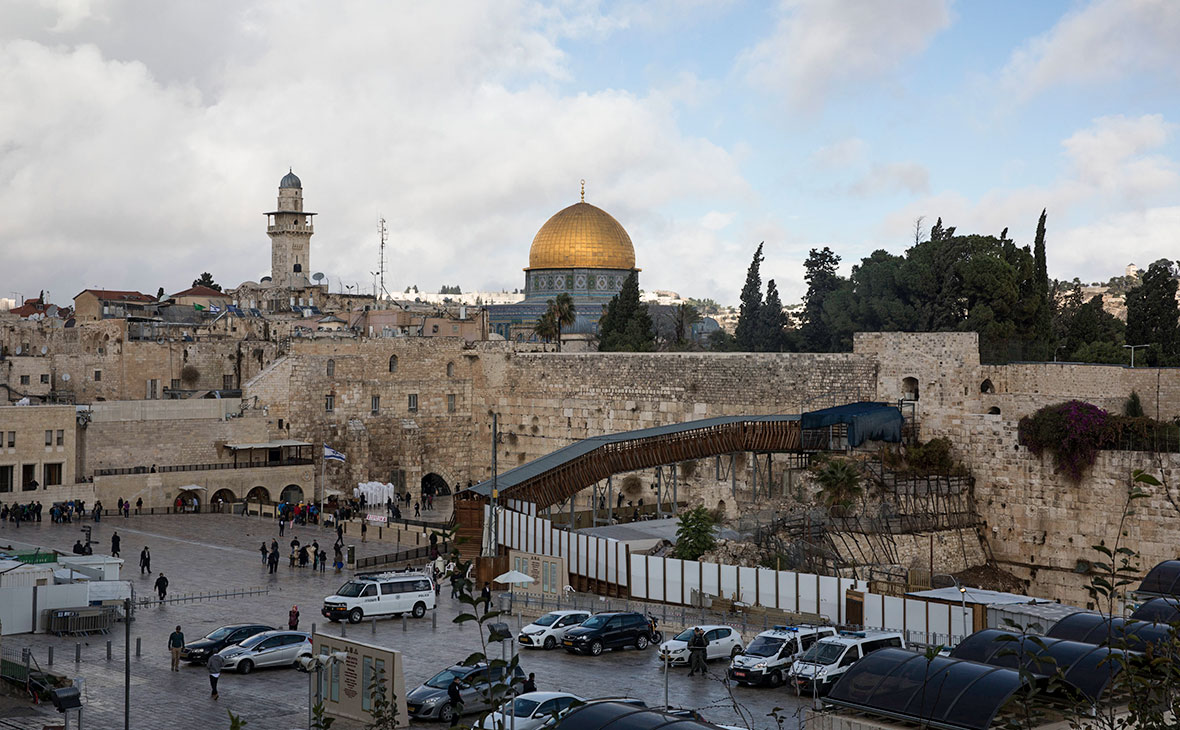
494,569,535,584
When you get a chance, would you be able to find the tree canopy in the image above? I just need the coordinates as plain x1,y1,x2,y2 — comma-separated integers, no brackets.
598,271,654,352
193,272,221,291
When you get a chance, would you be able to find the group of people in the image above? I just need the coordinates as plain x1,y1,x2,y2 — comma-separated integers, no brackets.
260,536,338,574
276,500,320,525
116,496,143,516
0,500,41,525
2,498,145,526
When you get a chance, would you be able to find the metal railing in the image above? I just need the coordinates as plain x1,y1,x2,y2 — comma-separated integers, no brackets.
94,458,312,477
141,586,271,608
355,546,433,570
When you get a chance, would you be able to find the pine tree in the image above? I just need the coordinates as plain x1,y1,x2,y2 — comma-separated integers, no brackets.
758,279,787,351
734,243,764,350
800,247,841,352
1126,260,1180,365
192,272,221,291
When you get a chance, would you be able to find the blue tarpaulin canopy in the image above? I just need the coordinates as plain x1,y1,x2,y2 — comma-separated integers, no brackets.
801,402,903,447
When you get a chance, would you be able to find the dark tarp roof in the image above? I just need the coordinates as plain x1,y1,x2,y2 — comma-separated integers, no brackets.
1046,612,1174,652
468,414,800,498
800,402,903,447
825,647,1028,730
949,629,1127,703
1137,560,1180,598
552,701,723,730
1131,597,1180,624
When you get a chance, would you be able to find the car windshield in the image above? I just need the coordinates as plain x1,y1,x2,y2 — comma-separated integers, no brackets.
579,616,607,630
507,699,541,717
425,668,466,689
238,633,268,649
799,641,845,665
534,614,559,627
205,627,236,641
335,582,366,597
674,628,697,642
746,636,785,657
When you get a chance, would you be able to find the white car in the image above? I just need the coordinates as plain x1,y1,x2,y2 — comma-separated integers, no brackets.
518,610,591,650
658,625,743,666
478,692,584,730
215,630,312,674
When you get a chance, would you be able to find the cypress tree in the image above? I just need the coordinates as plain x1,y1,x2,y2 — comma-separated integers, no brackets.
759,279,787,351
734,243,764,351
598,271,653,351
1033,209,1052,356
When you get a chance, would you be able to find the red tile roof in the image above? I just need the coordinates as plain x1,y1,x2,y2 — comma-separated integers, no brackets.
171,285,228,298
75,289,155,303
8,298,71,318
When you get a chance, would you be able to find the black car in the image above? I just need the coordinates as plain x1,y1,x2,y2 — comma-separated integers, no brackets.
562,612,652,656
181,624,274,664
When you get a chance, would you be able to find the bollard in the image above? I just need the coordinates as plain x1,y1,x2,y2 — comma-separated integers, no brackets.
311,623,316,637
136,637,141,657
48,646,53,666
372,618,377,635
432,609,437,630
75,643,81,663
341,621,347,637
402,614,407,632
106,640,112,660
517,613,522,631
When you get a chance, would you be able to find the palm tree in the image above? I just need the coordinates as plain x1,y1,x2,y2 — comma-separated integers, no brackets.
547,293,577,352
810,457,863,516
533,310,558,345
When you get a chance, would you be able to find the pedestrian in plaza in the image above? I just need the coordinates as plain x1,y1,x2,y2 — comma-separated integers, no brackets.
333,544,343,573
336,522,344,543
123,501,130,518
268,547,280,574
522,673,537,693
447,677,463,727
288,605,300,630
312,548,319,571
360,520,368,543
687,627,708,676
136,497,143,515
118,497,124,514
110,531,120,557
168,625,185,672
480,582,491,611
278,517,285,537
207,651,224,699
155,572,169,601
270,538,279,554
260,542,268,564
318,549,327,573
35,501,42,522
414,501,420,518
140,546,151,574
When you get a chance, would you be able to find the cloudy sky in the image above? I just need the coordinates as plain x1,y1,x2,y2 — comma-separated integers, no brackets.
2,0,1178,307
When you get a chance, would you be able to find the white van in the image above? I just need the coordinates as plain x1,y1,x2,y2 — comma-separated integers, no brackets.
789,630,905,694
321,571,435,624
728,625,837,687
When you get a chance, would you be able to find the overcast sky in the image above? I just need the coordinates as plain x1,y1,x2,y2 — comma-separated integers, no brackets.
2,0,1178,307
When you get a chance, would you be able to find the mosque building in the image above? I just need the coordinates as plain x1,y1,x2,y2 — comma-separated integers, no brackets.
488,182,639,341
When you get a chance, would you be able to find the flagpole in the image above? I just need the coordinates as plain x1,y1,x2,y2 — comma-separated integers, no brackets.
320,445,325,527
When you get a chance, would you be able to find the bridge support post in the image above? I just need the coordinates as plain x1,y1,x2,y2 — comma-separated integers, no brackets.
731,453,737,499
607,476,613,524
672,463,677,513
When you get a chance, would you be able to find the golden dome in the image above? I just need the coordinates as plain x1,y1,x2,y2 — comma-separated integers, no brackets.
526,201,636,271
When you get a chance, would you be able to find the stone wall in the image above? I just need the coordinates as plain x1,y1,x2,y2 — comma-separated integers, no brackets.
0,404,77,493
81,413,271,475
978,362,1180,422
829,528,986,575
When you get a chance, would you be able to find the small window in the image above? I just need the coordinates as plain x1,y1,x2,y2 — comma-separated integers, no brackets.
19,375,29,385
839,651,858,667
6,432,14,447
388,355,398,373
45,430,53,446
40,374,49,384
326,359,335,377
171,378,180,390
56,430,63,446
446,362,455,377
361,584,377,597
431,324,439,334
447,394,456,413
44,463,62,486
407,394,418,412
94,370,102,382
278,419,284,430
380,583,396,595
801,634,819,650
371,395,380,415
980,379,995,394
325,394,335,412
222,374,235,390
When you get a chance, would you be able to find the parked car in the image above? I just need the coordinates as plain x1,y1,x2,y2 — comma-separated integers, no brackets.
477,692,584,730
215,630,312,674
789,630,905,694
407,661,526,724
181,624,274,664
728,625,837,687
562,612,653,656
518,610,591,650
657,625,743,666
321,570,435,623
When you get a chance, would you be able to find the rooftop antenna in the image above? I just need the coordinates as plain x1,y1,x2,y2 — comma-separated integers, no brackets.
377,216,388,300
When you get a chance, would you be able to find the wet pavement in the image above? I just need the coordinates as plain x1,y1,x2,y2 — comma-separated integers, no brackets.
0,513,810,729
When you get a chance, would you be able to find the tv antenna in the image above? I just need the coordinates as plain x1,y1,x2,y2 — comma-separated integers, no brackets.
377,216,388,300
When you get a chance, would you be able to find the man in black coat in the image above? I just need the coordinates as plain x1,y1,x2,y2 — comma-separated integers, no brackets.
155,572,169,601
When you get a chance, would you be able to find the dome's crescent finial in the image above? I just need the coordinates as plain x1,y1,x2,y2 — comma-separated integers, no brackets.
580,179,585,203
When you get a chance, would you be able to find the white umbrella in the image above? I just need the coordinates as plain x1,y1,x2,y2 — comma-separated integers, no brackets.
494,570,535,584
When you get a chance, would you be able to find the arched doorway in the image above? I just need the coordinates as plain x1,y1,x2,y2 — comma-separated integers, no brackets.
210,488,236,512
246,486,271,503
280,484,304,504
988,407,1001,415
980,379,995,394
902,377,919,401
421,472,451,496
177,489,203,513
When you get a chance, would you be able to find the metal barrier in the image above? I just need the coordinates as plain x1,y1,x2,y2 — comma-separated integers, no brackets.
143,586,270,608
355,546,432,570
44,606,117,637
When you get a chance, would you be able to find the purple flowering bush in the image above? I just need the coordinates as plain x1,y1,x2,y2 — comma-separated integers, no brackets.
1018,400,1112,482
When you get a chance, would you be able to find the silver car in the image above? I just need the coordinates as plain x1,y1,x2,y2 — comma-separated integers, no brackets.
215,630,312,674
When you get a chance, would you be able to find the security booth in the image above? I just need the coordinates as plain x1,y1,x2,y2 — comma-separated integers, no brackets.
311,633,407,727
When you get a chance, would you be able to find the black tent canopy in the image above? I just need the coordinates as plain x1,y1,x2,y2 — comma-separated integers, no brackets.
1131,597,1180,624
1136,560,1180,599
1046,612,1173,653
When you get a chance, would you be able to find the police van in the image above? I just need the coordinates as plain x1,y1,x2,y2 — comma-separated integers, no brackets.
728,625,837,687
321,571,435,624
789,630,905,694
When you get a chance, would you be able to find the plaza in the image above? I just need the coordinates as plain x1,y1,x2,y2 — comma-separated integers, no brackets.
0,512,809,729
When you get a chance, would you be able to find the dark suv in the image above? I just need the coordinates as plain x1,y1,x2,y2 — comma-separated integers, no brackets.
562,612,652,656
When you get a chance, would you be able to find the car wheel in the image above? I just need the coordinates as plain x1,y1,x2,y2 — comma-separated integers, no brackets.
730,645,742,658
237,659,254,675
589,640,603,656
412,602,426,619
543,636,556,650
348,608,363,624
636,635,649,650
439,704,455,724
769,670,784,688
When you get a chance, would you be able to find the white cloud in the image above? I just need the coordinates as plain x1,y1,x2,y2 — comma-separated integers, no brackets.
811,137,867,168
848,162,930,197
738,0,952,111
700,211,735,230
1000,0,1180,101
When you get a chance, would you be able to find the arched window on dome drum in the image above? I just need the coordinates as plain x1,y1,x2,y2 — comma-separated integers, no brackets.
446,362,455,378
293,263,302,272
326,359,335,377
389,355,398,373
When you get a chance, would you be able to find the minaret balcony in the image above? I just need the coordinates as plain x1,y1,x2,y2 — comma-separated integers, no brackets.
267,223,313,234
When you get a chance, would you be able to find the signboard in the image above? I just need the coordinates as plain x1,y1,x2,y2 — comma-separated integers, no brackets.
508,550,568,598
312,633,407,727
365,513,387,524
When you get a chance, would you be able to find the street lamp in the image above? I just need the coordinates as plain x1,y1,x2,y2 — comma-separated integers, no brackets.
934,574,970,644
300,651,348,729
1124,343,1151,368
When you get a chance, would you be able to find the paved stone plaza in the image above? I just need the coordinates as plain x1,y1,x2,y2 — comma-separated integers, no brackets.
0,514,809,729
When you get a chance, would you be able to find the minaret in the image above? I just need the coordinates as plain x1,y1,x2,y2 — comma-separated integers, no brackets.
267,169,316,288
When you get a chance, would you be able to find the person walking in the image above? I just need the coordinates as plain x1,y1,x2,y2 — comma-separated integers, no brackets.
135,497,142,515
123,501,130,518
335,523,344,544
140,546,150,575
278,517,286,537
207,651,224,699
268,547,279,574
288,605,300,630
110,531,121,558
687,627,708,676
333,544,343,573
360,520,368,543
168,625,185,672
414,501,420,518
318,549,327,573
522,673,537,693
480,582,491,611
260,543,268,564
447,677,463,727
155,572,169,601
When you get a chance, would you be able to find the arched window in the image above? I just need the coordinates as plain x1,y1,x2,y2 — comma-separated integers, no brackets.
446,362,455,378
293,263,302,272
388,355,398,373
988,407,1001,415
980,379,995,394
902,377,919,401
326,359,335,377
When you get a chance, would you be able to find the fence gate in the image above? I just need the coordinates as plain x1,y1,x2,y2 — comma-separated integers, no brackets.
845,589,865,626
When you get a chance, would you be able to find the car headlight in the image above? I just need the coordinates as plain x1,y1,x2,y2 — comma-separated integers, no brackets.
527,629,545,636
423,697,439,707
816,668,828,678
753,662,766,669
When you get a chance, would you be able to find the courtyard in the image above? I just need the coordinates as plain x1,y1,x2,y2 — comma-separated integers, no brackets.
0,512,810,729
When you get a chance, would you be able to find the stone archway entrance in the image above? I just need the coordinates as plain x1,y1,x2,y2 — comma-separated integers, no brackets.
177,489,203,513
421,472,451,496
246,486,271,503
210,489,236,513
280,484,304,504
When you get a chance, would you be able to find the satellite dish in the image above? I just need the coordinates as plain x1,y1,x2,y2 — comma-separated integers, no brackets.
47,305,59,317
14,346,21,355
62,373,70,382
40,346,48,355
313,272,325,282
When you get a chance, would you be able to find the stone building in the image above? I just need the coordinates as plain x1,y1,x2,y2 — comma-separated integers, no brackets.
0,404,76,494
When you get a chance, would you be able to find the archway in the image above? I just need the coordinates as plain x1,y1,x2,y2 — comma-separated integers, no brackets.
246,486,271,503
902,377,919,401
210,488,236,512
980,379,995,394
421,472,451,496
988,407,1001,415
280,484,304,504
177,489,203,513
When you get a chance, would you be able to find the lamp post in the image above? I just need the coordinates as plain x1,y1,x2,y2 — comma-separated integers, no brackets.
1124,343,1150,368
302,650,348,729
933,574,970,644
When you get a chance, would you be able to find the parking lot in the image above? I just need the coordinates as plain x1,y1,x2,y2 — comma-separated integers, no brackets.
0,513,811,729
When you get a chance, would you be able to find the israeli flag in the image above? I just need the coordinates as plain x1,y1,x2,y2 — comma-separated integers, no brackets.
323,444,346,462
209,305,222,313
